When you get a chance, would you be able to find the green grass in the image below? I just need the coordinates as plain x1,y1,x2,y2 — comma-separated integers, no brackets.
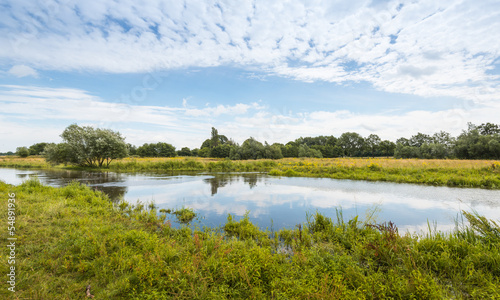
1,180,499,299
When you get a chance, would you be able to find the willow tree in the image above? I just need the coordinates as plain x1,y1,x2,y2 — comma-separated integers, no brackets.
45,124,128,167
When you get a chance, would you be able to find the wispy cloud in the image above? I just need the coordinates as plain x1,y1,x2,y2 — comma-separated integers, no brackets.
1,85,498,152
7,65,39,78
1,0,499,100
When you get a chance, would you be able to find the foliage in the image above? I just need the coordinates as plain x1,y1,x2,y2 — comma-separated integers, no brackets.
28,142,49,155
136,142,177,157
177,147,192,157
15,146,30,157
1,180,499,299
44,124,128,167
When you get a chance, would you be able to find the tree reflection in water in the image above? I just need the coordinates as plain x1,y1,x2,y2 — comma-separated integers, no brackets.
203,173,262,195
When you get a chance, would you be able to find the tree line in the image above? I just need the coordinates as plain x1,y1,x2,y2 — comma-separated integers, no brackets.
11,122,500,166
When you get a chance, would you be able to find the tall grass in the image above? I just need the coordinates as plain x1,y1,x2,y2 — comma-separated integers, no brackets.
1,180,499,299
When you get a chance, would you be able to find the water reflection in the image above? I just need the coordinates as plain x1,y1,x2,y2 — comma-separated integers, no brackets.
1,168,499,233
203,173,261,195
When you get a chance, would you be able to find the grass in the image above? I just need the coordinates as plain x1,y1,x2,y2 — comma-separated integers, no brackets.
1,180,499,299
1,156,500,188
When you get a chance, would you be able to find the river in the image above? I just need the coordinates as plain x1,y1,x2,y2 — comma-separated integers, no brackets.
1,168,499,233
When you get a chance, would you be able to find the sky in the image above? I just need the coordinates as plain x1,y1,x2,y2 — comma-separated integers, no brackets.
0,0,499,152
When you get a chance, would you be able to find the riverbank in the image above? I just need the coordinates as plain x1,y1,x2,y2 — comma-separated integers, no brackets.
1,180,499,299
1,156,500,188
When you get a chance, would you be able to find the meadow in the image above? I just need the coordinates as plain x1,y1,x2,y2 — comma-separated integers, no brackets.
1,156,500,189
1,180,499,299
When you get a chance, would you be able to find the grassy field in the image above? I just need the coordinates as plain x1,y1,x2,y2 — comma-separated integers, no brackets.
2,156,500,189
1,180,499,299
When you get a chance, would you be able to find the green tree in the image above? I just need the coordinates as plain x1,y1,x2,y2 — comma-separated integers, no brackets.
28,143,48,155
198,147,211,157
16,146,30,158
337,132,365,157
264,142,284,159
137,142,176,157
127,144,138,156
477,122,500,135
44,143,73,165
378,140,396,157
57,124,128,167
211,144,232,158
240,137,265,159
366,134,381,157
177,147,192,157
409,133,433,147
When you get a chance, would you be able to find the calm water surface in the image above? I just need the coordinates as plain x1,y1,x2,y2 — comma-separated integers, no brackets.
1,168,499,233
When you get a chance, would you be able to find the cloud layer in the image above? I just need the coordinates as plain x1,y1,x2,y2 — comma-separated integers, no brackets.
1,0,499,100
1,84,498,152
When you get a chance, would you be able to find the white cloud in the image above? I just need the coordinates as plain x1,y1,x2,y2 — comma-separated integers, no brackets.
0,0,499,100
3,84,499,152
7,65,38,78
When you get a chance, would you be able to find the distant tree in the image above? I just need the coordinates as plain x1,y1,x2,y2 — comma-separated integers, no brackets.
282,142,299,157
28,143,48,155
298,144,322,158
47,124,128,167
198,147,210,158
211,144,232,158
454,125,500,159
127,144,137,156
337,132,365,157
477,122,500,135
432,131,454,147
264,142,284,159
137,142,176,157
394,144,421,159
409,133,433,147
240,137,265,159
229,145,241,160
378,140,396,157
396,137,410,147
177,147,192,157
211,127,220,148
16,147,30,158
44,143,73,165
366,134,381,156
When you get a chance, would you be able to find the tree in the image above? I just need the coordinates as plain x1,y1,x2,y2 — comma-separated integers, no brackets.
378,140,396,157
337,132,365,157
28,143,48,155
44,143,73,165
177,147,192,156
477,122,500,135
298,144,322,158
211,144,232,158
211,127,220,148
366,134,381,157
45,124,128,167
137,142,176,157
409,133,432,147
16,147,30,158
240,137,265,159
127,144,138,156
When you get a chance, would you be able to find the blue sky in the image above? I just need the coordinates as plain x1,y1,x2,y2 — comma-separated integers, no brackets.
1,0,499,152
